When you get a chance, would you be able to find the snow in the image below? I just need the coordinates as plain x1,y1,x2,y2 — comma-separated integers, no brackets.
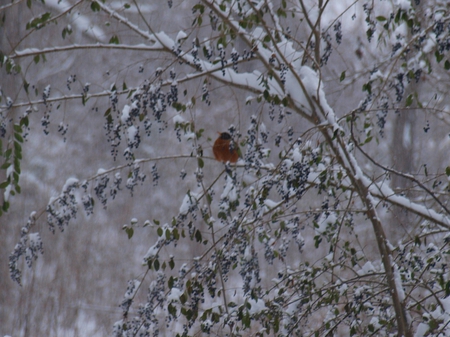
369,69,384,81
97,168,107,175
372,180,450,228
285,299,299,316
184,131,196,141
127,125,138,143
221,177,237,201
393,263,405,302
96,2,158,44
386,240,396,252
168,287,183,302
124,279,140,300
173,114,186,124
442,296,450,312
63,3,107,41
335,136,450,229
422,37,436,54
121,105,130,124
248,298,266,315
7,1,450,335
292,146,302,163
263,199,281,209
357,261,375,276
3,182,12,202
29,211,36,220
336,281,348,295
315,212,337,235
284,61,341,134
179,192,199,215
6,161,14,178
394,0,411,10
150,29,284,98
14,43,165,59
43,85,51,97
62,177,79,192
251,27,265,42
175,31,187,43
284,62,311,110
296,232,305,247
244,245,252,261
143,238,163,262
28,232,42,247
414,323,429,337
369,316,381,330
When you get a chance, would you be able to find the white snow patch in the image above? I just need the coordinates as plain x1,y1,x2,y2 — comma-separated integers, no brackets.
369,316,381,330
357,261,375,276
393,263,405,302
394,0,411,10
121,105,130,124
173,114,186,124
143,237,164,262
315,212,337,235
184,131,196,141
28,232,41,246
127,125,138,143
414,323,429,337
176,30,187,42
3,184,12,202
441,296,450,312
422,37,436,54
62,177,79,192
264,199,281,209
221,177,237,201
292,146,302,163
336,280,348,295
248,298,266,315
244,245,252,261
179,192,199,215
168,287,183,302
97,168,107,175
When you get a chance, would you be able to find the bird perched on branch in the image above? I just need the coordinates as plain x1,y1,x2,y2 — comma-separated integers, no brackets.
213,132,239,163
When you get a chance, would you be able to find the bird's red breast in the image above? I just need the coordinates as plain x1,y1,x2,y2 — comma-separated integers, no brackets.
213,132,239,163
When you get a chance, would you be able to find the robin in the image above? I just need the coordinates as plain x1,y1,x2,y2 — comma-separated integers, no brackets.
213,132,239,163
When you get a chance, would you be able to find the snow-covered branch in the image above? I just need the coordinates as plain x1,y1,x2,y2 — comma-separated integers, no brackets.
10,43,165,59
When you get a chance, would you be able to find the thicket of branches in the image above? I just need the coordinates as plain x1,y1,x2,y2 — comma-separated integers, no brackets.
2,0,450,336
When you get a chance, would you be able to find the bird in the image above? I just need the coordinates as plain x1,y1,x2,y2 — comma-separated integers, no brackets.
213,132,239,163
